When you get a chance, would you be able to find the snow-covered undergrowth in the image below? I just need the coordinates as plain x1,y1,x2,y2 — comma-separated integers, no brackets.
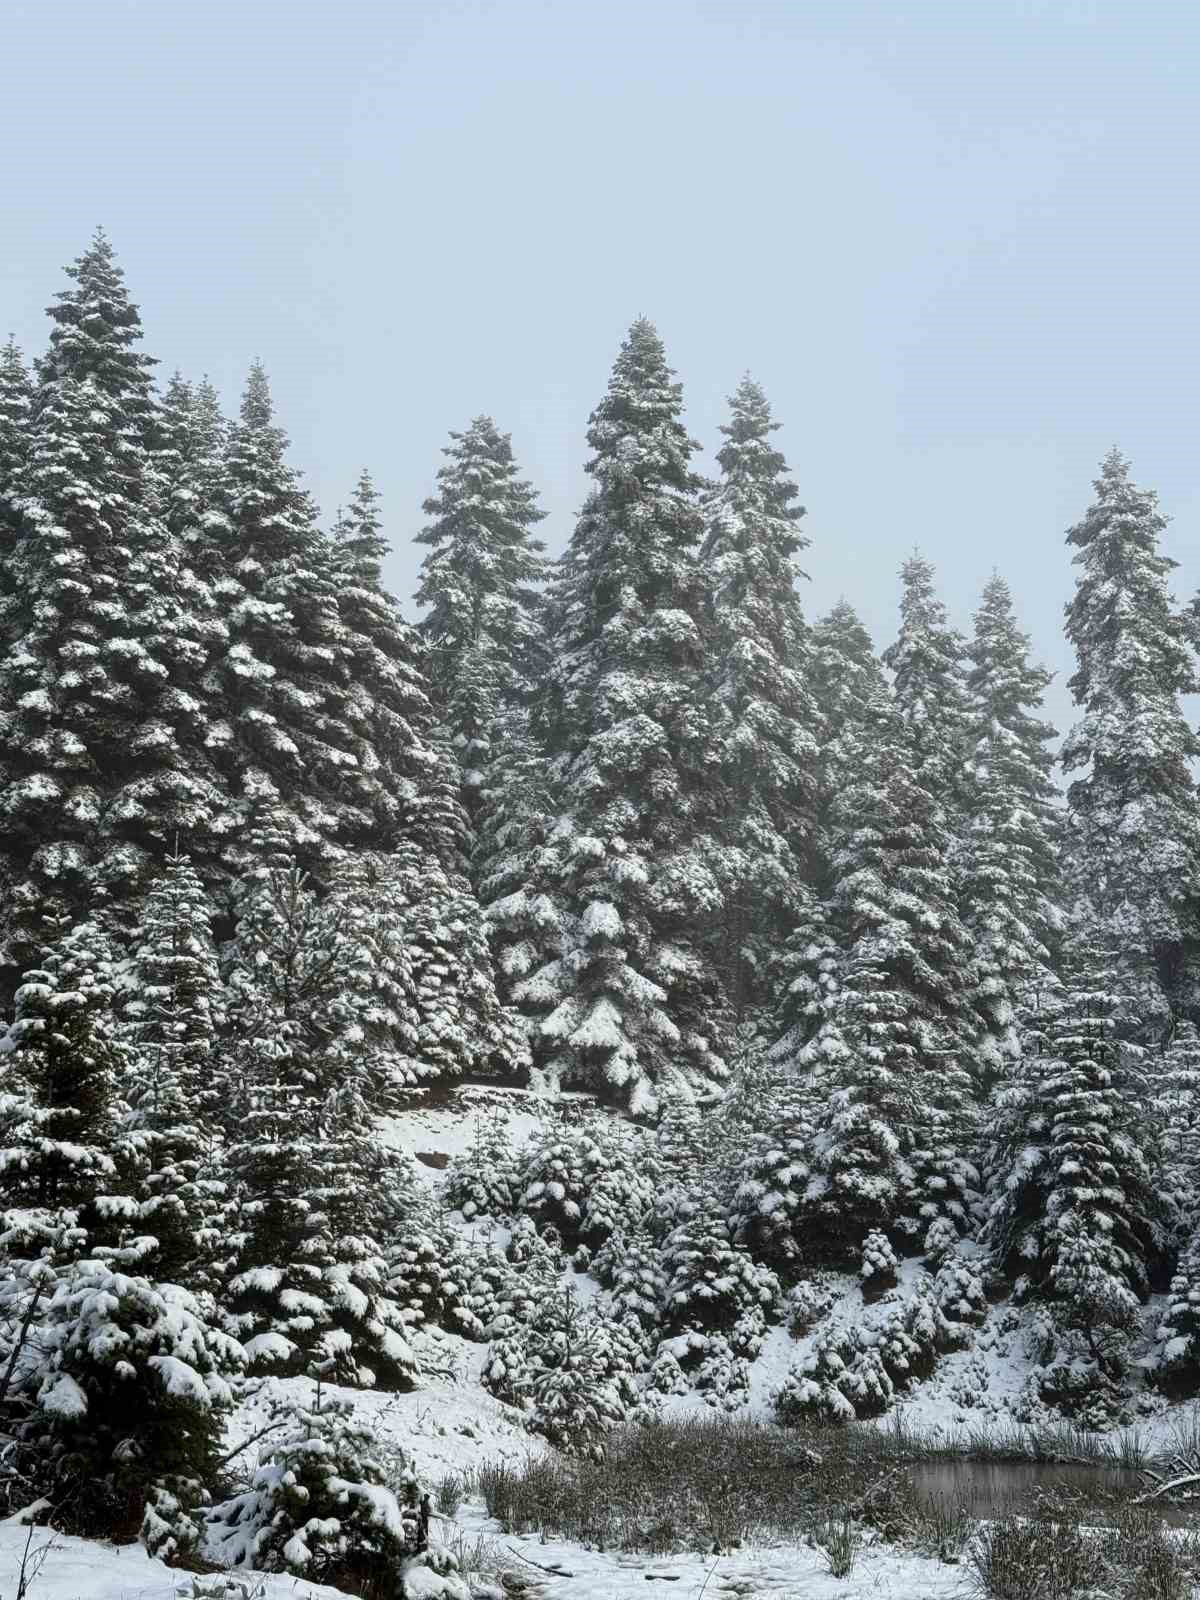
381,1088,1200,1442
15,1085,1200,1600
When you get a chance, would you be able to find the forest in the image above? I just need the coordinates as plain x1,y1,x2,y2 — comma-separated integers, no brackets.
0,229,1198,1595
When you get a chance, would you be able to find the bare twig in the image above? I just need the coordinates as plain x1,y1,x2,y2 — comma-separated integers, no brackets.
218,1418,289,1467
1135,1470,1200,1503
0,1279,48,1413
506,1544,575,1577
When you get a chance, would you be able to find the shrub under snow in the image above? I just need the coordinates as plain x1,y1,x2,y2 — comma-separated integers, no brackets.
207,1384,469,1597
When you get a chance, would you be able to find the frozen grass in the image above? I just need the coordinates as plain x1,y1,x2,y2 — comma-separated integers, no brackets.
966,1503,1200,1600
872,1410,1156,1469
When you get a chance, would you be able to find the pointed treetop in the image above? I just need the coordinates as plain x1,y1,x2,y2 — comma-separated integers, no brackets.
1,335,26,375
334,468,389,587
584,318,701,500
40,229,156,401
1064,448,1192,713
240,361,274,429
711,374,807,541
0,337,30,439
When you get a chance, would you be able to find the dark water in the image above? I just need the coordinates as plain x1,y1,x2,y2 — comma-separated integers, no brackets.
909,1459,1198,1528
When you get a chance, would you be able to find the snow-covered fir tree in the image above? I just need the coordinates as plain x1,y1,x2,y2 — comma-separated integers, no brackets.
118,851,224,1286
962,573,1063,1074
207,1383,453,1595
520,320,726,1113
122,850,221,1118
0,233,227,953
982,939,1163,1391
474,703,564,1023
205,363,389,870
1061,448,1200,1032
881,553,973,810
11,1261,242,1549
0,337,31,602
415,415,548,837
0,921,125,1243
328,469,469,879
333,467,388,587
1151,1224,1200,1397
769,601,884,1045
738,681,981,1270
220,1076,417,1389
1151,1019,1200,1241
369,842,528,1082
698,376,819,1023
482,1280,642,1457
156,372,228,543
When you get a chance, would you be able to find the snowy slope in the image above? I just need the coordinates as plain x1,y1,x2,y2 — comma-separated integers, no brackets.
0,1519,349,1599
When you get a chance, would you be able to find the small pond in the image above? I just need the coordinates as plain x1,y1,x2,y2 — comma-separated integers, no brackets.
909,1459,1199,1529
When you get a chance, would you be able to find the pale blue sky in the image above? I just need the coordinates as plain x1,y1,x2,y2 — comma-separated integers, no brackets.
4,0,1198,739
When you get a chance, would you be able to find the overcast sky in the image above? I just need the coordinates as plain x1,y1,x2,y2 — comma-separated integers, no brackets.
4,0,1198,741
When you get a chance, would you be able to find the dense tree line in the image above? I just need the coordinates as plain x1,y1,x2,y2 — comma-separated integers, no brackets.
3,232,1200,1569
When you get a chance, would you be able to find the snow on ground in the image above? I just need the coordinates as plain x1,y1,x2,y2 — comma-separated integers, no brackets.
0,1518,348,1600
219,1323,974,1600
0,1514,966,1600
377,1084,568,1190
451,1504,966,1600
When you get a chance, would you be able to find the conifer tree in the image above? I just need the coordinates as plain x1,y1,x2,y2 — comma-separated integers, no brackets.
982,940,1163,1341
0,336,30,481
963,574,1063,1071
740,684,981,1268
13,1262,241,1548
416,416,548,835
119,851,224,1285
329,470,469,878
770,602,885,1046
0,233,227,947
699,377,819,1021
475,705,563,1022
206,364,372,867
1151,1020,1200,1239
0,921,125,1241
333,467,388,587
221,1077,417,1389
809,601,887,796
156,373,228,537
207,1385,437,1591
522,320,725,1113
1062,449,1200,1030
375,843,528,1081
210,368,456,880
882,554,973,814
0,337,30,594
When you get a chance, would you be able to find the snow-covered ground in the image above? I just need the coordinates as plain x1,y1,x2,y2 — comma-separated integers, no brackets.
1,1358,968,1600
0,1506,964,1600
23,1086,1198,1600
0,1517,350,1599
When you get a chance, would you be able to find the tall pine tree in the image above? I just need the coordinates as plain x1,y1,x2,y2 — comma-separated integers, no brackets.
0,233,227,952
522,320,725,1113
699,377,819,1023
1062,449,1200,1033
962,574,1063,1073
415,416,548,838
882,553,973,811
739,682,981,1267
